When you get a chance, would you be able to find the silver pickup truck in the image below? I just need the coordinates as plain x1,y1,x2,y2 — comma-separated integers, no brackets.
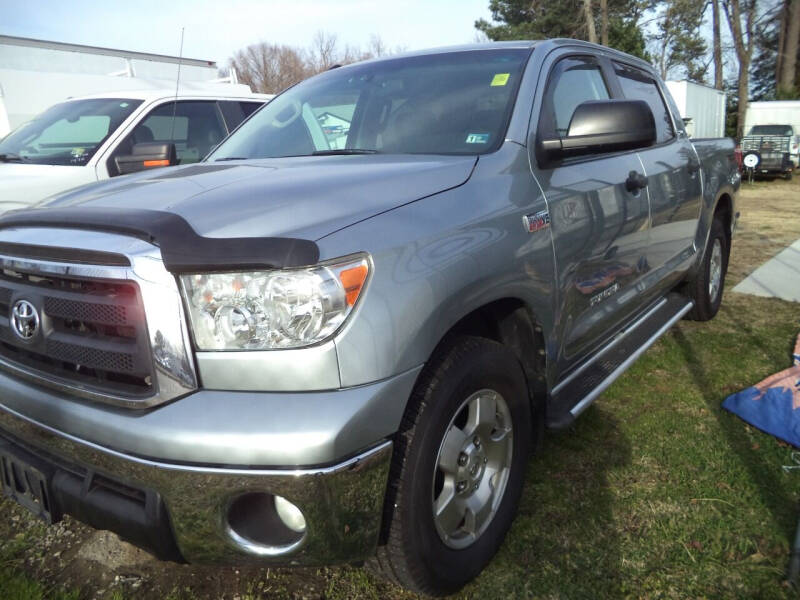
0,40,739,595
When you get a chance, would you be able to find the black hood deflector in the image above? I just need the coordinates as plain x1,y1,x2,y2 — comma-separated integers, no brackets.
0,208,320,273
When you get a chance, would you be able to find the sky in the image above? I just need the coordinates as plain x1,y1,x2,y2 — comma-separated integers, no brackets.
0,0,494,66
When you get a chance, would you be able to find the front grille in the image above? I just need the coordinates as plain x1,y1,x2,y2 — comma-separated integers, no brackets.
0,265,154,398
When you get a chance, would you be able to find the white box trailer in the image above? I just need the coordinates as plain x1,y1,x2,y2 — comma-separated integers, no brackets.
744,101,800,167
664,80,726,139
0,35,230,137
745,101,800,135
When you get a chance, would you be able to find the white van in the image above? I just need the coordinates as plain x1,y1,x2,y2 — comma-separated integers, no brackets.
0,86,270,212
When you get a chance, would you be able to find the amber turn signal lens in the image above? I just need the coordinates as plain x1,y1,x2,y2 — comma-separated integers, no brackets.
339,264,368,306
143,159,170,167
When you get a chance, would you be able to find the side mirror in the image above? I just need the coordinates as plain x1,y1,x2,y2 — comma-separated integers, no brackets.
539,99,656,162
115,142,177,175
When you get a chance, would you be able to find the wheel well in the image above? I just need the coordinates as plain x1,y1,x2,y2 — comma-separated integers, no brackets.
715,193,733,239
435,298,547,403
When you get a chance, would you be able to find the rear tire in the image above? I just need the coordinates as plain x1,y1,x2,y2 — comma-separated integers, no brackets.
683,216,729,321
371,336,532,596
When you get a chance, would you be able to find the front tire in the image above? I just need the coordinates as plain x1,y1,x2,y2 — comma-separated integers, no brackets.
683,216,729,321
372,336,532,596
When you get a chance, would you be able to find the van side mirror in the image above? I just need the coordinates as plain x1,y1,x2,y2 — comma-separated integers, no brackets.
539,100,656,162
115,142,177,175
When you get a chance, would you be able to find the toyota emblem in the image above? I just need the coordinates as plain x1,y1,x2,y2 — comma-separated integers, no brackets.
11,299,40,341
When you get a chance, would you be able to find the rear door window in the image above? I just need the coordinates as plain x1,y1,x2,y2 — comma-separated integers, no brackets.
614,63,675,144
218,101,264,132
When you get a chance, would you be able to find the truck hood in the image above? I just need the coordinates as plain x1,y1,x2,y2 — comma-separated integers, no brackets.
0,163,99,213
43,155,478,240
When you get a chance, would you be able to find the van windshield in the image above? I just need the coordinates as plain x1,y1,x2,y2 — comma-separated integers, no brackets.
0,98,142,166
747,125,793,136
209,49,530,160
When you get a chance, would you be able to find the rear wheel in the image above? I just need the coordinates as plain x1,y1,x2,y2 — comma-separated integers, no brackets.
371,336,533,596
683,216,729,321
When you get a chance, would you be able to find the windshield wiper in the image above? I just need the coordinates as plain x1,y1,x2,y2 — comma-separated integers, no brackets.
214,157,249,162
311,149,380,156
0,153,26,163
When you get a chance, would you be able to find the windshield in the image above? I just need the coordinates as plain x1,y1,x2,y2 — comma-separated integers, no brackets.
0,98,143,166
748,125,793,136
209,49,530,160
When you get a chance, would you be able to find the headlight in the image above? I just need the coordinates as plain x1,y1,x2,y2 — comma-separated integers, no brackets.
180,256,369,350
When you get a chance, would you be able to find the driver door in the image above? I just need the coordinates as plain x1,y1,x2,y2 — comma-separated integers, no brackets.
530,53,651,372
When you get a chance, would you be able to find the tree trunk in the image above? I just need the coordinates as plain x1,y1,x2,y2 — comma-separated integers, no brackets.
776,0,787,86
712,0,723,89
583,0,598,44
723,0,755,140
600,0,608,45
780,0,800,92
737,59,750,140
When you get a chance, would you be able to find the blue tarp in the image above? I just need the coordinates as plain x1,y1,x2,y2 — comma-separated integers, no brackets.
722,334,800,447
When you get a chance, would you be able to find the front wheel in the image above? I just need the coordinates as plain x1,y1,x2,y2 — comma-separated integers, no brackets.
683,216,729,321
371,336,532,596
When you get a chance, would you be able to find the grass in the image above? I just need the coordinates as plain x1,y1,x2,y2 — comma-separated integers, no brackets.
1,176,799,599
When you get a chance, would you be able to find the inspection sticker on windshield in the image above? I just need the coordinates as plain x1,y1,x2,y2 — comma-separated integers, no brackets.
466,133,490,144
491,73,510,86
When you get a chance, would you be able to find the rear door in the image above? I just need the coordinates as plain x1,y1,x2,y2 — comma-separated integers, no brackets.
530,51,651,371
613,62,702,295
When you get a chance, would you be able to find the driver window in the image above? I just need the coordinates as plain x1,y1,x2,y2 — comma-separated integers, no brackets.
108,101,226,176
543,58,610,138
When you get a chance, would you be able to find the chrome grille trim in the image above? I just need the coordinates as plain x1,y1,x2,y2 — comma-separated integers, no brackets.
0,228,198,409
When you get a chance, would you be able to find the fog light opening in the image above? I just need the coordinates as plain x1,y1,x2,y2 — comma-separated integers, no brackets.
226,492,306,556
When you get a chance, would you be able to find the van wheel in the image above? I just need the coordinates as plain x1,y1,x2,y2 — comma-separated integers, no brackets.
683,216,729,321
371,336,532,596
785,171,793,181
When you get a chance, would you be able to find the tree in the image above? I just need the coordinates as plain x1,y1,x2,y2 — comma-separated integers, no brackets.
750,0,782,100
229,43,309,94
722,0,757,139
777,0,799,96
583,0,599,43
712,0,724,89
649,0,709,83
476,0,586,41
475,0,650,60
601,0,609,45
228,33,393,95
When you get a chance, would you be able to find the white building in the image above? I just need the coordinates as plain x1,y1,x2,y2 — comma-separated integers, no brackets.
0,35,228,136
664,80,726,139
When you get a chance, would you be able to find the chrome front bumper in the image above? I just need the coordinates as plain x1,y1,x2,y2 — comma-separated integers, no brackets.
0,405,393,565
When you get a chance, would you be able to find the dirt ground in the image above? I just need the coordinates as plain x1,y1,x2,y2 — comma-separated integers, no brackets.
1,173,799,600
726,174,800,287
